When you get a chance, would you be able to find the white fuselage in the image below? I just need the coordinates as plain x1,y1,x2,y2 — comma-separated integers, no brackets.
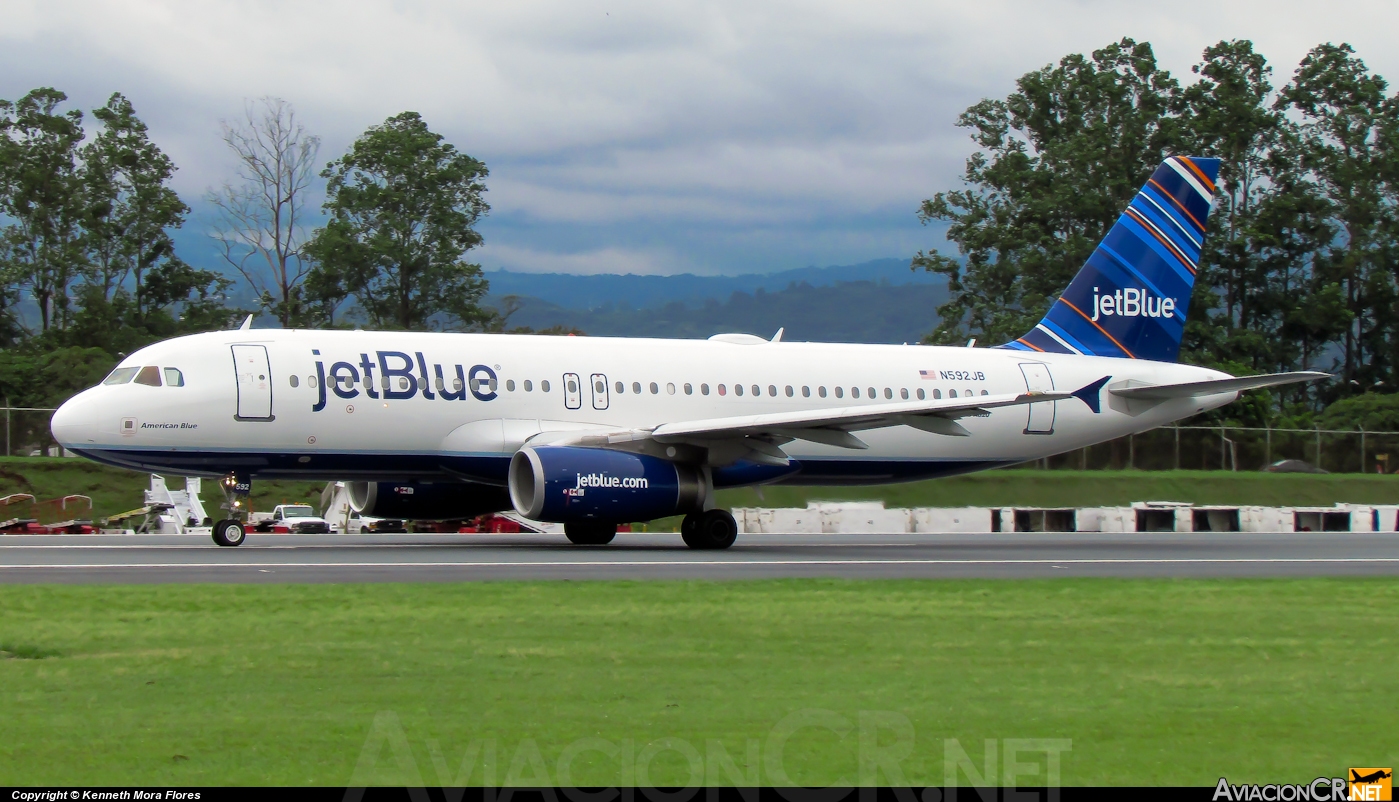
51,329,1233,487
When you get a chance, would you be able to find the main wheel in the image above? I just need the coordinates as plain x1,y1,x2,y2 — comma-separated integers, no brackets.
212,519,246,547
683,509,738,550
680,512,701,548
565,521,617,545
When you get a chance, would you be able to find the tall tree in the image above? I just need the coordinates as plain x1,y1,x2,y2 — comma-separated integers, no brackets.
1279,44,1398,391
913,38,1183,345
0,88,88,333
81,92,190,321
207,97,320,327
305,112,493,331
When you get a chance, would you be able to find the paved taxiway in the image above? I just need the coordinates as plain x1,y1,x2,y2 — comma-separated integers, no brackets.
2,530,1399,583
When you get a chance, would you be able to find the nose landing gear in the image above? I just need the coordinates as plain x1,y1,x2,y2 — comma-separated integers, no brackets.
681,509,738,550
212,470,251,547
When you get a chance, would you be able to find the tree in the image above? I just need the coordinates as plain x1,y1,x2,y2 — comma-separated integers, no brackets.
305,112,493,331
913,38,1183,345
81,93,191,321
0,88,88,333
208,97,321,327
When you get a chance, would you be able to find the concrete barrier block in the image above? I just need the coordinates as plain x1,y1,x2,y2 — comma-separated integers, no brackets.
1371,505,1399,532
1077,507,1134,532
821,506,912,534
911,507,992,533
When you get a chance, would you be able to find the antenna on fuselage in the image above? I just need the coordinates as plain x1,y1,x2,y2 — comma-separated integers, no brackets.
238,314,253,331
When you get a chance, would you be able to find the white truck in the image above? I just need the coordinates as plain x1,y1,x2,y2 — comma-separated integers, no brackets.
250,504,331,534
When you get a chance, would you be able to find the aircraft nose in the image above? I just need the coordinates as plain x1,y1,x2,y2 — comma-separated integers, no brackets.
51,393,98,447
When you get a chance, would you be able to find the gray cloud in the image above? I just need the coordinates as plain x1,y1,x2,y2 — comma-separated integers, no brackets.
4,1,1399,275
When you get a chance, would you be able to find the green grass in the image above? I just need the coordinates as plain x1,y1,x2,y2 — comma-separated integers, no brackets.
1,579,1395,785
4,456,1397,525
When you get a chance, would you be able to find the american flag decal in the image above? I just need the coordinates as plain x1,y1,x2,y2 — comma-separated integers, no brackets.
919,370,936,380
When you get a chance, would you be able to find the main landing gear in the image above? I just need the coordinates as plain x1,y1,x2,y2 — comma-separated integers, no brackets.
681,509,738,550
212,470,251,548
565,521,617,545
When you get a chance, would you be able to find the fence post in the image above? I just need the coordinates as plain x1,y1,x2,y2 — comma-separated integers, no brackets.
1361,429,1366,474
1265,424,1271,468
1174,425,1180,470
1315,425,1322,469
1128,434,1135,469
4,398,9,458
1220,426,1227,470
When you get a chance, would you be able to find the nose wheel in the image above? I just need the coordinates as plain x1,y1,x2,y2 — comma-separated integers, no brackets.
212,519,246,547
681,509,738,550
213,470,252,547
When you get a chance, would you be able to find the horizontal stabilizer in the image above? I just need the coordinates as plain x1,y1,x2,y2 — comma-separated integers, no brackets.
1109,371,1329,400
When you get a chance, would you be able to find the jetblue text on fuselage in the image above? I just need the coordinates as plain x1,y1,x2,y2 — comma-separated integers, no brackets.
1090,287,1177,321
311,350,498,411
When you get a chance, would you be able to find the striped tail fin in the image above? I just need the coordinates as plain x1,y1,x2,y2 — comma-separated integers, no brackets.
1004,156,1220,362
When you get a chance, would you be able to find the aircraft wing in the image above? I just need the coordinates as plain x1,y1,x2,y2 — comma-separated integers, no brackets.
1109,371,1329,400
533,391,1073,460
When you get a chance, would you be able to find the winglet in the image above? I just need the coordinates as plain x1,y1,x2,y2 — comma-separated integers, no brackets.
238,314,254,331
771,327,784,343
1073,376,1111,414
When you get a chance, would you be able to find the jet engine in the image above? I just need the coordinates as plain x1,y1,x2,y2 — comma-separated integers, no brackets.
508,446,708,523
347,481,511,520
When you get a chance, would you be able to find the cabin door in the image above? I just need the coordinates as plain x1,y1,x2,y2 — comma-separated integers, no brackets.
563,373,582,410
232,345,274,421
590,373,610,410
1019,362,1055,435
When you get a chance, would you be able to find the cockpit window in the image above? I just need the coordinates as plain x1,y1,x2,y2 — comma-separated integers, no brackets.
164,368,185,387
103,367,139,385
134,366,162,387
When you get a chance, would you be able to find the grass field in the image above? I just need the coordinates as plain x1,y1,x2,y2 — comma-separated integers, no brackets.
1,579,1395,786
3,456,1397,524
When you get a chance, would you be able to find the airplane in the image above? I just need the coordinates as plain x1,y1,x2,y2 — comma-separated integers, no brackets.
1352,770,1392,784
51,156,1326,549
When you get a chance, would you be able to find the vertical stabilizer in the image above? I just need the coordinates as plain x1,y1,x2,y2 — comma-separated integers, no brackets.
1004,156,1220,362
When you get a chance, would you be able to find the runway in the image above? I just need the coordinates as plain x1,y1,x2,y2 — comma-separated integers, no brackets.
2,530,1399,583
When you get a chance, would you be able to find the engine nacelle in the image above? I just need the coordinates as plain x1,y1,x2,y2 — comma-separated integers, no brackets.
509,446,707,523
348,481,511,521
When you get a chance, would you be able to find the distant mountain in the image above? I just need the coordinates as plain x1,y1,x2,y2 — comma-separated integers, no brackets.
483,258,935,311
503,278,948,344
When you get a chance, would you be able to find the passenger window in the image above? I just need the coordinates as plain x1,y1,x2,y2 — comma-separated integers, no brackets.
949,389,958,398
288,374,298,388
594,379,605,393
568,379,578,393
650,382,659,394
735,384,744,397
134,366,162,386
700,383,709,396
718,384,727,396
309,376,318,388
400,377,411,391
785,386,794,397
752,385,760,396
507,379,516,392
615,381,624,394
801,386,810,398
980,389,989,396
542,380,551,392
454,378,465,392
684,383,693,395
900,388,909,400
768,385,777,397
917,388,926,400
103,367,139,385
933,389,941,399
965,388,971,397
165,368,185,387
524,380,533,392
818,386,827,398
884,388,892,399
868,387,876,399
666,383,676,395
851,387,859,399
633,382,642,394
835,387,844,399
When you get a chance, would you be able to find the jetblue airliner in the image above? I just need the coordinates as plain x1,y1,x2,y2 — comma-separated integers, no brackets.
50,157,1324,548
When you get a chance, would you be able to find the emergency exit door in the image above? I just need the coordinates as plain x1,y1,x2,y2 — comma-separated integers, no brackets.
1019,362,1055,434
232,344,274,421
590,373,610,410
563,373,582,410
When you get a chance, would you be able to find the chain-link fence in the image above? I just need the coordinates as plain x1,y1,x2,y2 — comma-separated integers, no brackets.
2,407,61,457
7,405,1398,473
1041,425,1399,474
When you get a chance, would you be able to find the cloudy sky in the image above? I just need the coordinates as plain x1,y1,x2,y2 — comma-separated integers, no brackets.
4,1,1398,276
